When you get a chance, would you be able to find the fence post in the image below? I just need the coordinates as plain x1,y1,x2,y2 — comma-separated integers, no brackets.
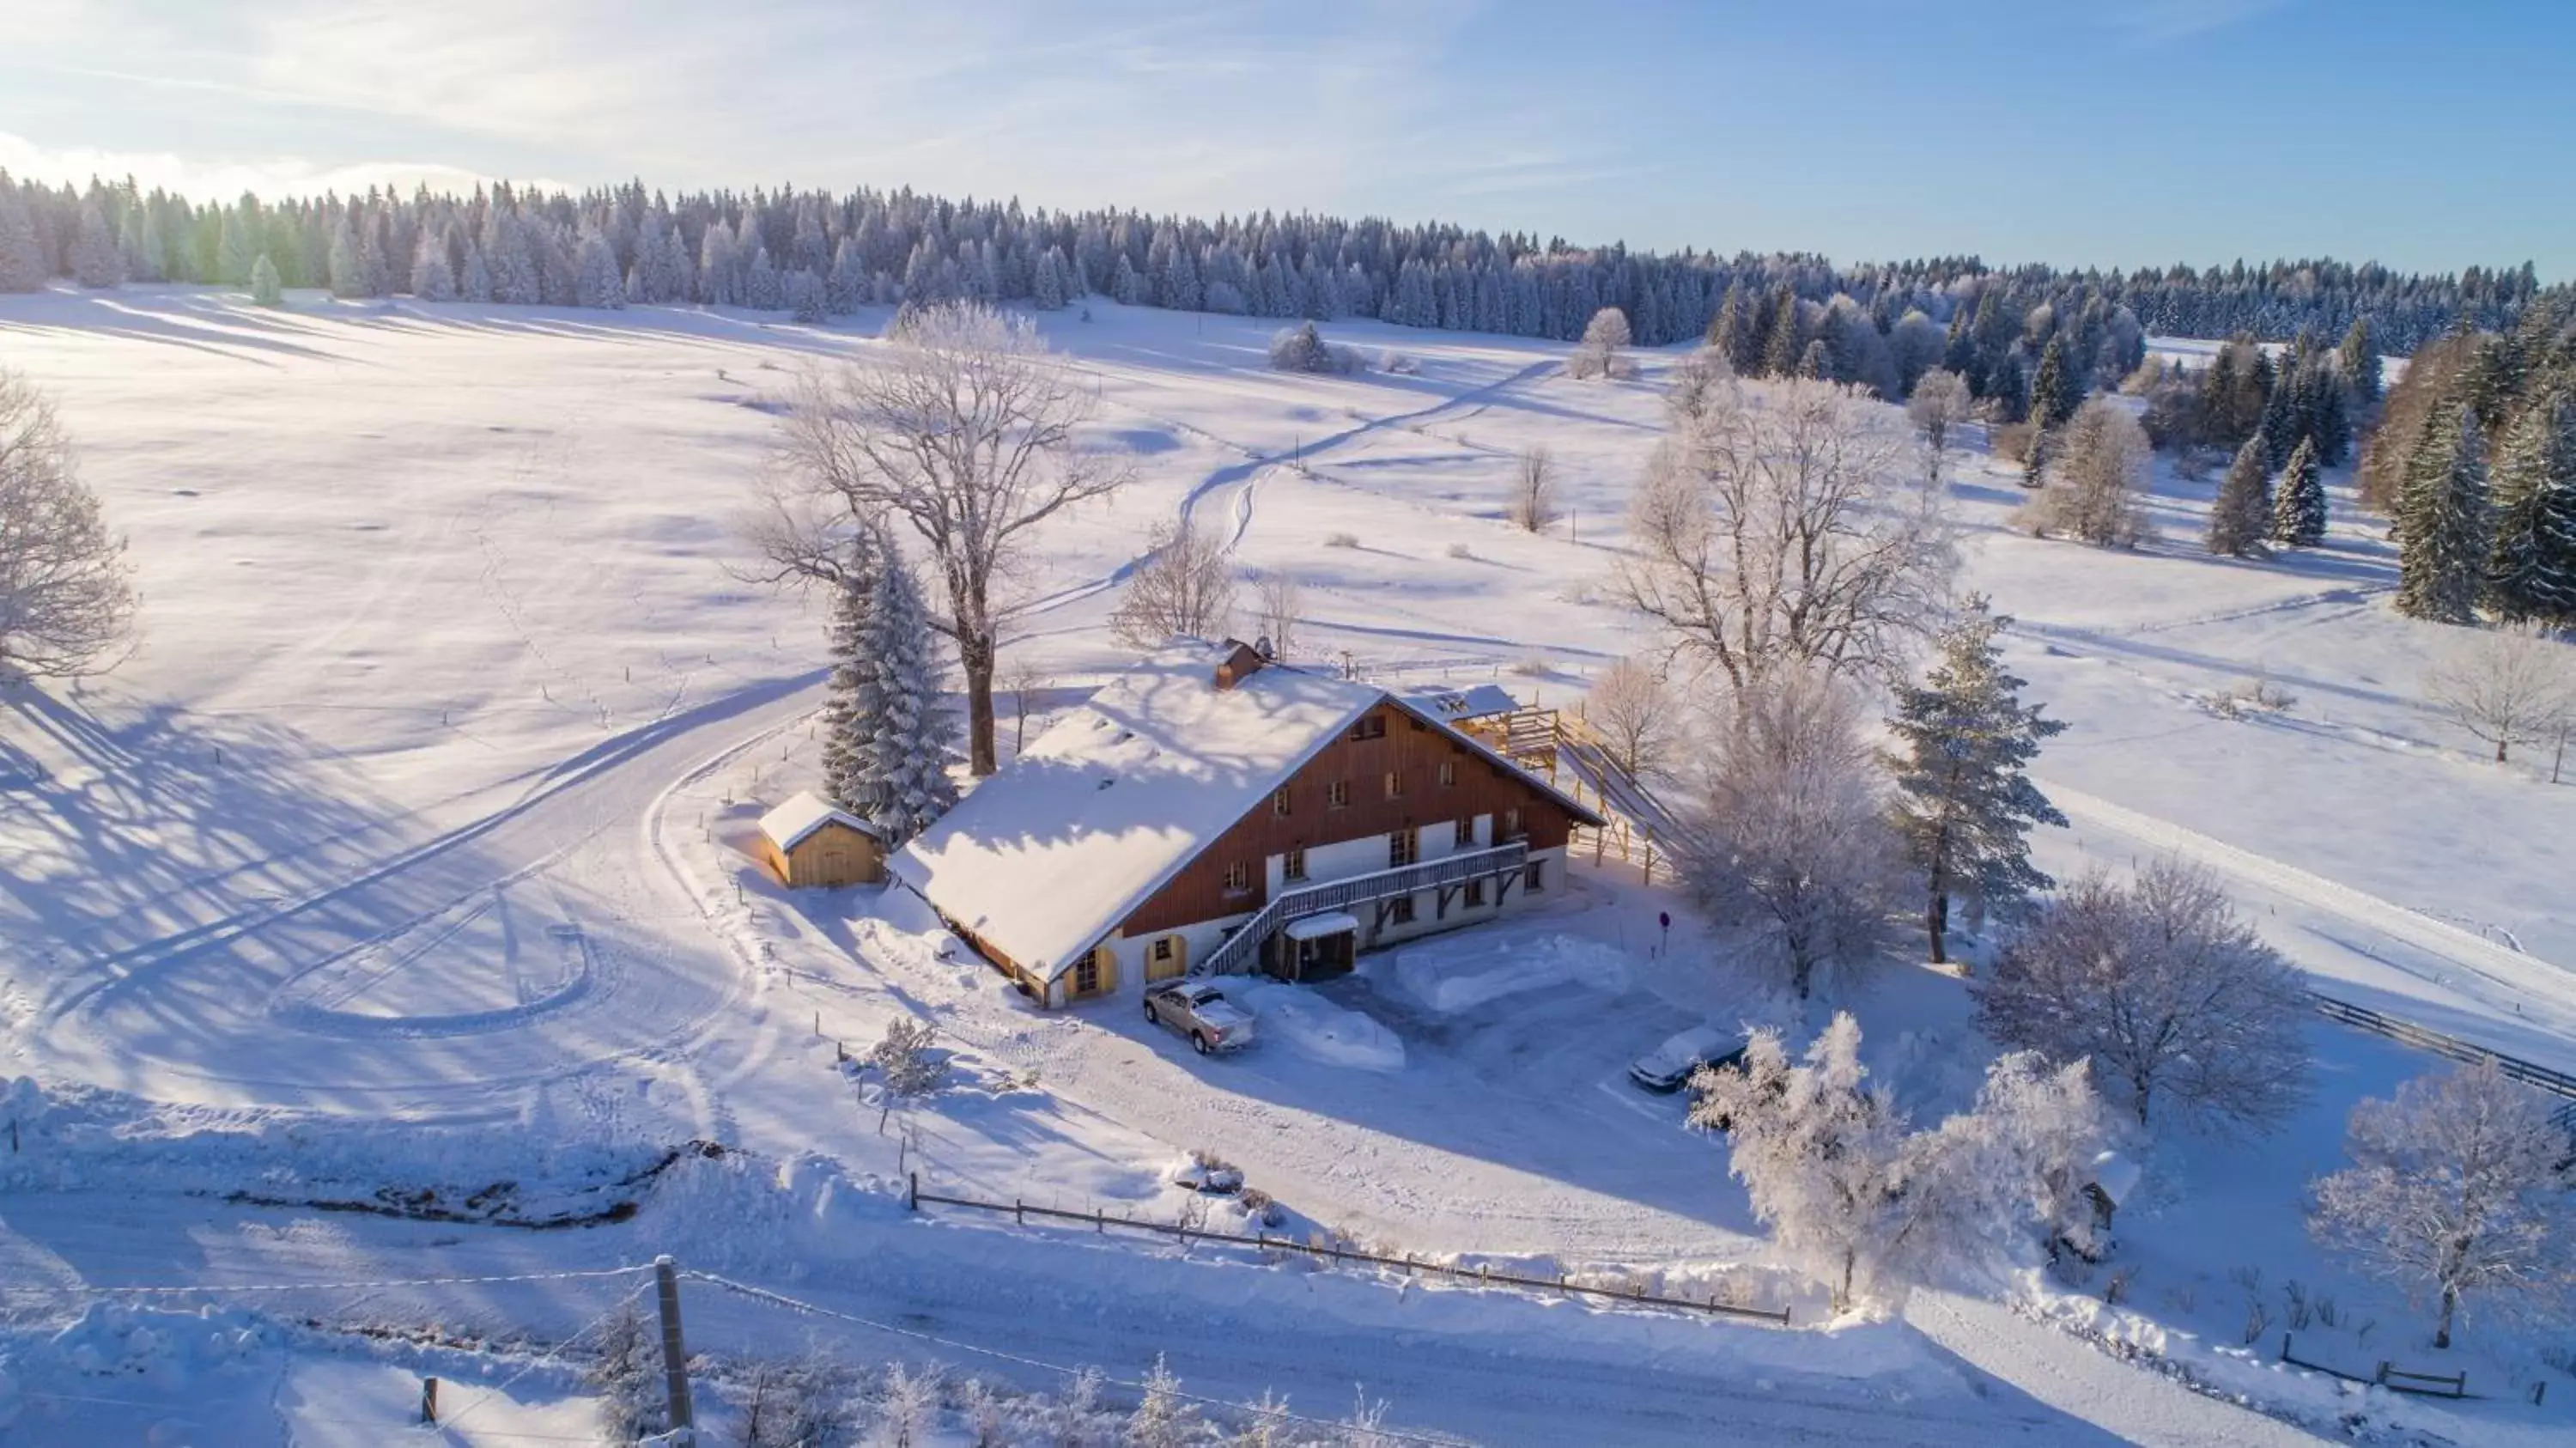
2375,1361,2390,1386
1015,1198,1024,1226
420,1376,439,1425
907,1171,918,1211
652,1256,695,1433
2279,1333,2289,1363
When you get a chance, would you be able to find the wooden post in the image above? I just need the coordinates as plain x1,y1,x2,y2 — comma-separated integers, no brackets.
1641,835,1656,886
420,1376,439,1425
1014,1198,1024,1226
907,1171,917,1210
652,1256,694,1433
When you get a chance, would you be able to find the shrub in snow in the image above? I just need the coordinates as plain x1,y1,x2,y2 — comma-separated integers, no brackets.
1267,321,1363,375
1377,349,1419,374
1674,667,1905,1001
1322,531,1359,549
737,1355,858,1448
1976,859,2311,1135
869,1360,939,1448
2307,1058,2574,1348
587,1299,668,1442
866,1019,950,1133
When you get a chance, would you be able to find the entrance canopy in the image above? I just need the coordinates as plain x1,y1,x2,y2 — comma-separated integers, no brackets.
1281,911,1360,942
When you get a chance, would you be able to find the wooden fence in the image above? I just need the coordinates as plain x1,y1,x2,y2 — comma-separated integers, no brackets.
2309,993,2576,1133
2278,1335,2471,1399
905,1173,1790,1326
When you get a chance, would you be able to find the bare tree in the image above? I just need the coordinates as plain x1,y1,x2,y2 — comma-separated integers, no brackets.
1108,511,1236,648
1251,569,1303,659
749,302,1125,775
1617,375,1954,691
2309,1059,2573,1348
1673,667,1905,1000
0,369,136,681
2022,397,2153,549
1977,860,2311,1135
1583,656,1677,782
2422,622,2575,764
1004,657,1051,755
1509,445,1559,532
738,1354,859,1448
1566,307,1634,380
1906,368,1973,486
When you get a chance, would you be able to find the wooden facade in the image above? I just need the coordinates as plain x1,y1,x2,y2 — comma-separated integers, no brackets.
763,819,886,888
1118,698,1577,939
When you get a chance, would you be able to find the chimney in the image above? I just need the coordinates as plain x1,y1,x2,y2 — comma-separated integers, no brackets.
1212,639,1266,691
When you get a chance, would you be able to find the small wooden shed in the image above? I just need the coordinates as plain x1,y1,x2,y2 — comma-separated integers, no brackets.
756,792,886,887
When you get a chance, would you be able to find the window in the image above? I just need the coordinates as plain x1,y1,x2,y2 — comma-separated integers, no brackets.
1222,861,1251,892
1384,770,1405,800
1151,937,1175,963
1453,816,1475,849
1437,759,1456,788
1502,807,1522,837
1327,779,1351,809
1273,787,1291,818
1524,860,1546,892
1387,897,1416,925
1464,879,1486,908
1073,955,1101,995
1388,830,1417,868
1283,845,1308,882
1349,714,1386,741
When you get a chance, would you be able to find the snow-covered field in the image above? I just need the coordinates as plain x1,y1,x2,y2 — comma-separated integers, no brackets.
2,285,2571,1444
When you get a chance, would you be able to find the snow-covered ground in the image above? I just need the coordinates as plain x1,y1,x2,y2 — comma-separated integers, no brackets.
3,285,2571,1444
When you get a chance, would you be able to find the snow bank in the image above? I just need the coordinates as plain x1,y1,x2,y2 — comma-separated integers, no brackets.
634,1147,905,1276
1232,983,1405,1072
1388,932,1631,1015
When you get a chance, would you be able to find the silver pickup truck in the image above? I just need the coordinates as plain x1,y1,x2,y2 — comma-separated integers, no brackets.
1143,982,1257,1056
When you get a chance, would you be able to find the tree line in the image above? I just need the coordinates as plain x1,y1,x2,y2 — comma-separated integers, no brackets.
0,168,2555,356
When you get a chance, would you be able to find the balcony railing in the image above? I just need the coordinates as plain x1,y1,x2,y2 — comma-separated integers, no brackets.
1190,840,1530,979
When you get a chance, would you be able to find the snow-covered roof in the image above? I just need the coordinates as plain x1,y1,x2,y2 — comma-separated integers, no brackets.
1282,912,1360,941
1402,683,1519,722
2089,1150,2142,1207
758,791,881,851
891,642,1385,982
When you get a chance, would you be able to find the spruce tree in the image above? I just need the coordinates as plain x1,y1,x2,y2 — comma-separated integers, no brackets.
2271,435,2327,547
1887,596,2068,965
216,205,258,286
2339,318,2379,409
249,252,283,306
2208,431,2274,557
817,556,878,815
2394,405,2493,624
2029,335,2080,429
1760,289,1802,378
70,203,123,288
2259,372,2297,468
2486,390,2576,623
855,541,960,843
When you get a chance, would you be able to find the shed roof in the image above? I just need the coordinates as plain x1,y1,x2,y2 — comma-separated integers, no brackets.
1402,682,1520,722
758,791,882,851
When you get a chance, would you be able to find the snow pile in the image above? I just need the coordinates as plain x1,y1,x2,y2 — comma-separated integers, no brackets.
1232,983,1405,1072
1388,932,1631,1015
635,1147,903,1275
42,1302,274,1389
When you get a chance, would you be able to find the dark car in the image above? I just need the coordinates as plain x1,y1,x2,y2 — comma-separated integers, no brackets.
1627,1026,1747,1093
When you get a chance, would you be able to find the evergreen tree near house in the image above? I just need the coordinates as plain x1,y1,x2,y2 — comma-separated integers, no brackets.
2271,435,2328,547
1887,598,2068,965
2394,405,2494,624
820,532,960,845
2486,389,2576,623
2208,431,2274,557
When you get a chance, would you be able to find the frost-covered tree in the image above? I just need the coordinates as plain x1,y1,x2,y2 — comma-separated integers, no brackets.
408,234,455,301
2207,431,2273,557
737,1355,857,1448
864,545,959,840
1978,860,2311,1135
752,302,1125,775
2421,621,2575,764
1568,306,1632,380
1108,512,1236,648
1906,368,1972,485
325,217,366,299
2486,389,2576,623
1886,596,2067,964
2395,405,2492,624
0,188,46,292
2028,335,2081,429
248,252,283,307
1126,1355,1201,1448
869,1360,939,1448
1939,1050,2123,1263
2309,1059,2573,1348
0,370,137,679
215,204,259,286
866,1018,950,1133
459,243,492,303
574,231,625,310
2026,398,2152,548
1510,444,1558,532
1583,656,1677,782
585,1299,666,1442
1618,375,1954,691
69,203,123,289
1674,668,1905,1000
783,267,825,323
2270,435,2327,547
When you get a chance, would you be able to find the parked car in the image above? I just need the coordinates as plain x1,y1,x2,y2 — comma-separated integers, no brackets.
1628,1025,1746,1093
1144,982,1257,1055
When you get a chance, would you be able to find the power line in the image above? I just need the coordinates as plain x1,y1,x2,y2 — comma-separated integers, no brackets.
433,1275,658,1439
0,1263,655,1299
683,1269,1470,1447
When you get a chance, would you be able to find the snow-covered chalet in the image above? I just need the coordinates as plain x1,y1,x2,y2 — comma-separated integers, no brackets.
890,640,1604,1008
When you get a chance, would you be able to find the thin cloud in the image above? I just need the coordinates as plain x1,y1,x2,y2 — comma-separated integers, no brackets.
2102,0,2294,43
0,131,563,201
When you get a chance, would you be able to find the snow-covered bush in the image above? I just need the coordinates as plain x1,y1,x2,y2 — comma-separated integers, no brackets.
1267,322,1364,375
1976,860,2310,1135
1566,307,1636,380
866,1019,951,1133
2023,398,2153,547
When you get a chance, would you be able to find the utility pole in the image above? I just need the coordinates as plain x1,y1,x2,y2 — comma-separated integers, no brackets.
653,1255,695,1433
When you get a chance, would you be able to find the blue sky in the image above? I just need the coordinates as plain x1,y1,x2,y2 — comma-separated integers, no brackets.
3,0,2568,277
